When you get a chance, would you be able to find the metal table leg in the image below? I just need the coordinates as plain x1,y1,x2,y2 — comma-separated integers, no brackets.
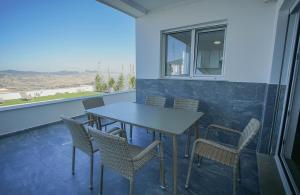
172,135,178,195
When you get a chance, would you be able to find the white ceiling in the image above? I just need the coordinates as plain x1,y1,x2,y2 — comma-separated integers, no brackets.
97,0,197,18
132,0,185,11
97,0,277,18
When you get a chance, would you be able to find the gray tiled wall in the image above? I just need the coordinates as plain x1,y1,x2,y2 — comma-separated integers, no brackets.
258,84,277,153
269,85,287,155
136,79,277,152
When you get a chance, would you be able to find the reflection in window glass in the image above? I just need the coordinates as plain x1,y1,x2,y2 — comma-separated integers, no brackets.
165,31,191,76
194,29,225,76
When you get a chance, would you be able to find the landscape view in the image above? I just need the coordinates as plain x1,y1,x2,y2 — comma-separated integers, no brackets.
0,65,135,107
0,0,135,107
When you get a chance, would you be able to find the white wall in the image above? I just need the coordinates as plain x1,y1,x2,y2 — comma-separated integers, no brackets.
136,0,278,83
0,91,136,136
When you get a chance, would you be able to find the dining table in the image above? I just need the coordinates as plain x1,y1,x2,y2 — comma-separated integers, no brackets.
86,102,204,195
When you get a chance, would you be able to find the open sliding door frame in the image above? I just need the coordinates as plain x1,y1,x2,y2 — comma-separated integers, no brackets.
275,1,300,194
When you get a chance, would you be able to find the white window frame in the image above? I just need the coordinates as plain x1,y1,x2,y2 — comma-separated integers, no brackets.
160,21,227,80
162,29,192,78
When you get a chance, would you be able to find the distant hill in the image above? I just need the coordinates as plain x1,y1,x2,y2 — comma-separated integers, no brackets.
0,70,80,75
0,70,97,91
0,69,132,92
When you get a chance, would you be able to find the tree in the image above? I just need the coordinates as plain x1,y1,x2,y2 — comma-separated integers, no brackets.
108,77,115,90
115,73,125,91
95,74,101,91
95,74,108,92
102,83,108,91
129,76,136,89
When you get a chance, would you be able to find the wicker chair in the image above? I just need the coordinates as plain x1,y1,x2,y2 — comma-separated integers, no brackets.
61,117,121,190
145,95,166,108
82,96,118,130
128,96,166,141
88,127,166,195
173,98,199,158
185,118,261,195
146,96,166,140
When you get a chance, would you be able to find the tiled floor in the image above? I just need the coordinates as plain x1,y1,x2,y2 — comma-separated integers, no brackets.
0,117,260,195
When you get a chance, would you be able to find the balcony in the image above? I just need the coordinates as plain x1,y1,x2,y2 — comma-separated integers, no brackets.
0,0,298,194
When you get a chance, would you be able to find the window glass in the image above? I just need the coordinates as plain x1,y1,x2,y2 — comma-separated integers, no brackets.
194,29,225,76
165,31,191,76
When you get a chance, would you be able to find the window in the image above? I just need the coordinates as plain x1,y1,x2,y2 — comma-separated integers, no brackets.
161,24,226,78
165,31,191,76
194,28,225,76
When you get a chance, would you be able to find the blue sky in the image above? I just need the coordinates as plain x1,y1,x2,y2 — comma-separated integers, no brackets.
0,0,135,72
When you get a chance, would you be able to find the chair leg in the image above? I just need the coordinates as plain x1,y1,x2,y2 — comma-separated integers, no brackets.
100,164,104,195
96,118,101,130
237,159,241,183
129,124,133,141
159,142,166,190
96,118,99,129
72,146,75,175
88,114,93,126
184,130,192,158
197,155,203,167
233,158,240,195
129,177,134,195
233,166,237,195
89,155,93,190
185,143,197,189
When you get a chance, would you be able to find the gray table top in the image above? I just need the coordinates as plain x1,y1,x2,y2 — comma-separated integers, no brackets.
86,102,204,135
